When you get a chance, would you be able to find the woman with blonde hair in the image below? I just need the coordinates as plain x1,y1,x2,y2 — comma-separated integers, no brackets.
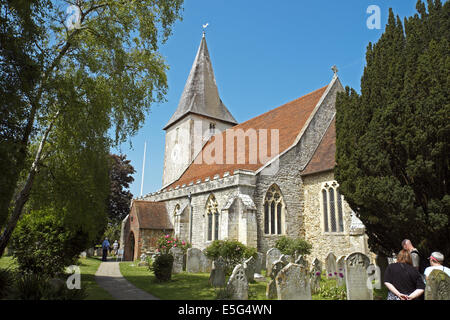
383,249,425,300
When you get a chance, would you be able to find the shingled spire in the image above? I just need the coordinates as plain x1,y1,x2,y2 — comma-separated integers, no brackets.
163,34,237,130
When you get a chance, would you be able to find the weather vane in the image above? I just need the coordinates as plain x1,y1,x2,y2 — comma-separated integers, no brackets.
202,22,209,36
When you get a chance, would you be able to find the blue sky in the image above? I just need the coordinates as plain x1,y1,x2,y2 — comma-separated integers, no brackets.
112,0,419,197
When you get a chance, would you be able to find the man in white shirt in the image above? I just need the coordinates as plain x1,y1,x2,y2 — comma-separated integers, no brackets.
424,252,450,280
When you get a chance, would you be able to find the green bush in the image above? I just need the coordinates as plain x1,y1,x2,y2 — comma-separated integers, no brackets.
12,273,87,300
275,236,312,257
0,268,15,299
204,240,257,275
150,253,174,282
10,209,91,277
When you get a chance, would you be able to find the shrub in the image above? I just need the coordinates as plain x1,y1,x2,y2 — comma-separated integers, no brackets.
10,209,91,277
275,236,312,257
150,253,174,282
156,234,191,255
0,268,15,299
204,240,257,275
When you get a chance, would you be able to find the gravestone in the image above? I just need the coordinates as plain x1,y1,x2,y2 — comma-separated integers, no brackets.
186,248,202,273
244,256,256,283
310,258,322,294
280,254,293,264
345,252,372,300
425,269,450,300
227,264,248,300
276,263,311,300
186,248,212,273
375,254,389,283
255,252,264,274
325,252,337,278
169,246,184,274
266,259,287,299
266,248,282,276
336,255,346,287
209,257,226,288
294,255,309,270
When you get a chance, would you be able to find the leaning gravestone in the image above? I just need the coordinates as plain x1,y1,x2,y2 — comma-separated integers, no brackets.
325,252,337,278
266,248,282,276
227,264,248,300
345,252,372,300
425,269,450,300
169,246,184,274
209,257,226,288
336,255,346,287
266,259,286,299
244,256,256,283
276,263,311,300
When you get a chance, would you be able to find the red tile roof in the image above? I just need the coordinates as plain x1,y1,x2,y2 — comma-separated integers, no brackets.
166,85,328,190
131,201,173,230
301,118,336,176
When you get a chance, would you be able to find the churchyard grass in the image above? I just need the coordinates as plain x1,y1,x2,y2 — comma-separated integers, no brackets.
77,257,114,300
119,261,268,300
0,256,17,271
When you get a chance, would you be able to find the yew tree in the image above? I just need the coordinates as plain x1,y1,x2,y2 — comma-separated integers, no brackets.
335,1,449,260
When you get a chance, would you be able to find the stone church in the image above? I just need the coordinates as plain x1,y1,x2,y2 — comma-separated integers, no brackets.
121,34,370,263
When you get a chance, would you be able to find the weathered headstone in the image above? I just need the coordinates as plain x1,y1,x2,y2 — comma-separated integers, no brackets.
345,252,372,300
336,255,346,287
169,246,184,274
266,248,282,276
186,248,202,273
294,255,309,270
209,257,226,288
255,252,264,274
375,254,389,284
266,259,287,299
325,252,337,278
244,256,256,283
310,258,322,294
226,264,248,300
425,269,450,300
186,248,212,273
276,263,311,300
280,254,293,265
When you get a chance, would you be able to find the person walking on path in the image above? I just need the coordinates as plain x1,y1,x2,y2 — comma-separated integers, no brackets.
424,252,450,280
384,249,425,300
112,240,119,256
102,237,110,261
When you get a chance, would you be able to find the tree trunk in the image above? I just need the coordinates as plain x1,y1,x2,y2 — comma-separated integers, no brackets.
0,112,58,258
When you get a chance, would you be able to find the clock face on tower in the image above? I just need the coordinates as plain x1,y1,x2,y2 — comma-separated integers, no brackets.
171,143,182,165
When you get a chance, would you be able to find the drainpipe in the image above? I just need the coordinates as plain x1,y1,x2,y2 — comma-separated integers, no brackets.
188,192,193,244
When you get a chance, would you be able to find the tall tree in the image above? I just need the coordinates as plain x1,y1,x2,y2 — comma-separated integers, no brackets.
335,0,449,260
0,0,184,257
108,154,135,224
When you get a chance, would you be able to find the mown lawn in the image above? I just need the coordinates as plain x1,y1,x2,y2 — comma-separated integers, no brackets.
119,262,269,300
0,255,112,300
77,257,114,300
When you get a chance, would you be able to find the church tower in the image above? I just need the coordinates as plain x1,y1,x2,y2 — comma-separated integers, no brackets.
162,34,237,187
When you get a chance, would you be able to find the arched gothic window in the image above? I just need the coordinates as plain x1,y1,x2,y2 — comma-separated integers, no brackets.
206,194,219,241
321,181,344,233
264,185,285,235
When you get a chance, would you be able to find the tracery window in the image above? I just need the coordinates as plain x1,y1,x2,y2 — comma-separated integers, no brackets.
264,184,285,235
206,194,219,241
173,204,181,236
321,181,344,233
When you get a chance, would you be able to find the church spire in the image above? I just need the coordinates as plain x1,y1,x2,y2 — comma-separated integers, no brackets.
163,34,237,130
